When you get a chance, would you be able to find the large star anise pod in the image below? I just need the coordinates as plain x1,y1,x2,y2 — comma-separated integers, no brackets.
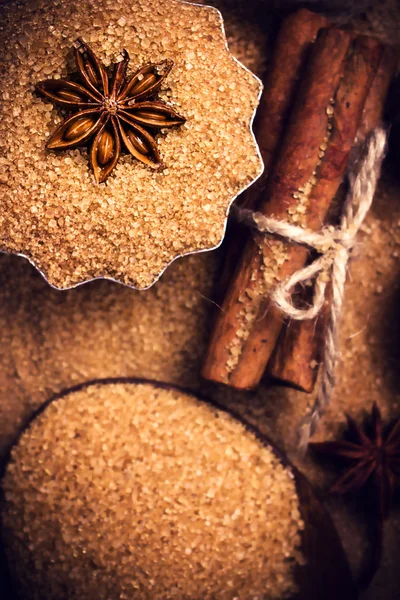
35,39,185,183
310,403,400,589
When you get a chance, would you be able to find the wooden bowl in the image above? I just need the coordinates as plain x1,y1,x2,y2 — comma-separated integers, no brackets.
0,378,357,600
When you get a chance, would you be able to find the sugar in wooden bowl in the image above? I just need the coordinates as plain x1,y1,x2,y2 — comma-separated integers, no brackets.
1,380,355,599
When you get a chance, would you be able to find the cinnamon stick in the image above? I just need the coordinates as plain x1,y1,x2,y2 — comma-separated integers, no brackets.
268,283,332,393
358,45,398,141
216,9,328,298
268,45,397,393
202,30,382,390
243,9,329,210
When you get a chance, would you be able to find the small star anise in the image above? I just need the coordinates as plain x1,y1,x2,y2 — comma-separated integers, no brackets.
310,403,400,589
310,403,400,519
35,39,185,183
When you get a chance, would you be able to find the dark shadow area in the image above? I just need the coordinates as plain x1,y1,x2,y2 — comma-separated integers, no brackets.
0,528,17,600
376,282,400,397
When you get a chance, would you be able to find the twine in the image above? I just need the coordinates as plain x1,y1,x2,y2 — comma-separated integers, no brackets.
235,127,387,452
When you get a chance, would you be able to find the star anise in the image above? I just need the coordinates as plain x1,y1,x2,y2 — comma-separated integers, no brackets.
310,403,400,519
310,403,400,589
35,39,185,183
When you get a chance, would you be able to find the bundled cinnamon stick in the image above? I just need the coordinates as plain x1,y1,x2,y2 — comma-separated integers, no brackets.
202,28,383,390
242,9,328,210
216,9,327,296
268,45,397,393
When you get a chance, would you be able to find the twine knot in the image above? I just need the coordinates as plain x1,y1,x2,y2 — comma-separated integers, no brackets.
236,207,358,321
234,128,387,451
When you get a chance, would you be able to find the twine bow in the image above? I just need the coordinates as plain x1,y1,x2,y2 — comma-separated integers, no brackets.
235,127,387,452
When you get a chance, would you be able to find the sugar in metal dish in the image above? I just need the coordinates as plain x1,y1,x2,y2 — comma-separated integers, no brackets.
0,0,262,290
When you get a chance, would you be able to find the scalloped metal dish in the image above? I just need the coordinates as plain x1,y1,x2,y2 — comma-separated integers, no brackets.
0,0,264,292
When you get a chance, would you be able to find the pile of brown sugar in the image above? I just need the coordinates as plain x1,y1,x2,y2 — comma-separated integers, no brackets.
0,0,262,290
2,381,304,600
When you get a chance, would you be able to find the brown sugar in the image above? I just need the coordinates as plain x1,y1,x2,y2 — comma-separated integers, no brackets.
0,0,262,290
0,251,218,457
2,381,304,600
